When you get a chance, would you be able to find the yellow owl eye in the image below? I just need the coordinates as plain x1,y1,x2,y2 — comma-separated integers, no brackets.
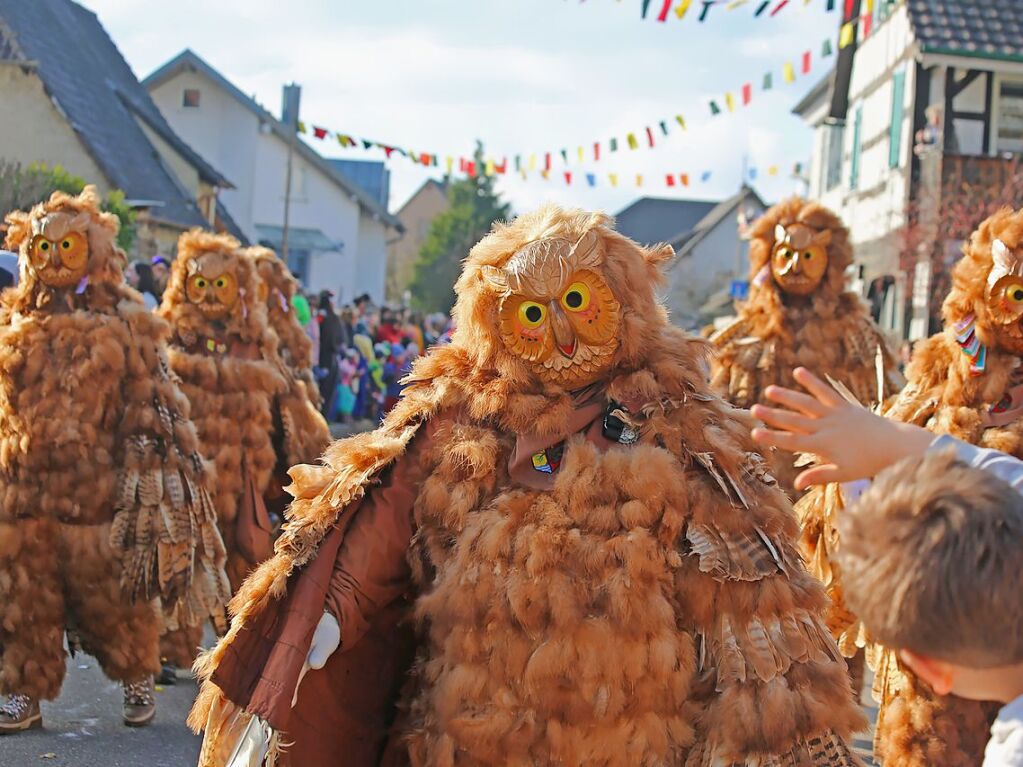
196,277,208,289
215,277,226,289
61,240,72,250
40,241,50,252
518,301,546,329
1008,285,1023,304
561,282,591,312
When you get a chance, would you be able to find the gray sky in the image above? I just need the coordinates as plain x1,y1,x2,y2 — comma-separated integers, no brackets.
82,0,837,215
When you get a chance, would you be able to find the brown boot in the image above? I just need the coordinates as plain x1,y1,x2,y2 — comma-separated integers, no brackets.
0,694,42,734
122,678,156,728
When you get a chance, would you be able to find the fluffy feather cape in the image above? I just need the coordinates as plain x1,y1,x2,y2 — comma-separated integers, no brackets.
191,206,865,766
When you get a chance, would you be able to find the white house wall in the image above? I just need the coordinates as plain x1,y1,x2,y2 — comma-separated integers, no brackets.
148,67,387,303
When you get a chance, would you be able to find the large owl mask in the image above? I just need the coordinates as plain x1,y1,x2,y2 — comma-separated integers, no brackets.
185,252,241,321
983,238,1023,354
481,231,622,389
771,223,832,296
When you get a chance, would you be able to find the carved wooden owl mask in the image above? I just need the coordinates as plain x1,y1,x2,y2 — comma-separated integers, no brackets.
28,209,91,289
771,223,832,296
482,230,621,390
986,238,1023,354
185,251,241,321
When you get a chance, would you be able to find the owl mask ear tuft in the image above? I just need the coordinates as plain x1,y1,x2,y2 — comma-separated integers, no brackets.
481,265,510,293
645,244,674,267
774,224,788,245
69,212,91,232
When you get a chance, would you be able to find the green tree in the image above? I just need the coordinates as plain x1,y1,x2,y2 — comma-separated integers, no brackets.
0,161,137,251
410,143,511,313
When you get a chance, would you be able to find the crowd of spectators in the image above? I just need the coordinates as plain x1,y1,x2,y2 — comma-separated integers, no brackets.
303,290,452,424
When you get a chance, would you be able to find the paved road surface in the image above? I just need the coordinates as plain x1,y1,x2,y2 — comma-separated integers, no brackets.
0,656,202,767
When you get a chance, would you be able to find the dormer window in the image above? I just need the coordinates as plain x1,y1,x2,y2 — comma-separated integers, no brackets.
182,89,201,108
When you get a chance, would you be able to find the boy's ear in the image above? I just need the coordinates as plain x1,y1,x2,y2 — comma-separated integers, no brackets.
899,649,955,695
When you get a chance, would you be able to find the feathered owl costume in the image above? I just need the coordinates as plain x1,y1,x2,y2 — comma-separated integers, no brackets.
0,188,227,711
248,246,330,467
189,205,865,767
710,199,900,494
797,208,1023,766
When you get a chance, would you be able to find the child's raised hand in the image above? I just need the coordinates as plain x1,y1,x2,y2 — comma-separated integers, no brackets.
750,367,933,490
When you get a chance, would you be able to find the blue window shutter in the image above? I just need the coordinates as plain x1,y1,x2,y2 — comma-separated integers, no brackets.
889,70,906,168
850,106,863,190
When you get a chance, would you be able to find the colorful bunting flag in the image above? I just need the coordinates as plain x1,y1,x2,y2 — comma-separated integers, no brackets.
822,38,833,57
586,173,596,187
545,152,552,171
763,72,773,90
646,126,656,147
610,137,619,152
297,121,306,134
446,156,454,174
754,0,770,16
675,114,686,129
666,174,676,187
710,100,722,115
529,154,537,171
768,165,779,176
675,0,694,19
659,120,669,136
609,173,619,187
839,22,855,48
485,159,495,176
725,92,735,112
770,0,789,16
564,171,572,185
656,0,674,21
541,169,549,180
726,0,749,8
802,50,811,74
742,83,752,105
641,0,653,18
701,170,712,182
627,133,639,150
698,1,713,21
680,173,690,186
594,142,601,161
578,146,585,163
783,62,796,83
636,174,644,187
560,148,569,163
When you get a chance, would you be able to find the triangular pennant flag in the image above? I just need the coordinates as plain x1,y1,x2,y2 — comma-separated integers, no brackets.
768,165,779,176
296,121,306,134
432,155,438,167
839,22,855,48
826,0,836,9
312,126,328,139
594,142,601,161
742,83,752,105
627,133,639,150
577,146,585,163
698,0,713,21
763,72,773,90
446,156,454,174
495,158,507,174
725,92,735,112
336,135,347,148
660,120,669,136
822,38,834,57
701,170,712,182
710,100,722,115
520,169,527,180
586,173,596,187
802,50,812,74
514,155,522,172
529,154,537,171
362,139,374,150
748,167,758,180
541,169,550,180
421,152,432,166
564,171,572,185
641,0,653,18
656,0,674,21
783,62,796,83
610,137,619,152
676,0,694,19
545,152,552,171
466,161,476,177
675,114,687,129
382,146,396,158
609,173,619,187
754,0,770,16
410,152,419,165
680,173,690,186
560,148,569,164
666,174,676,187
726,0,749,8
646,126,656,147
770,0,790,16
636,174,644,187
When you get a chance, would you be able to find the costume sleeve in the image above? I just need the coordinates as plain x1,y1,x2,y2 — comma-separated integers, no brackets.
111,318,230,627
324,418,436,650
931,434,1023,493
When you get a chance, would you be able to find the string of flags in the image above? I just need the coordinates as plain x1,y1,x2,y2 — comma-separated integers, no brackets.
636,0,835,22
298,34,835,185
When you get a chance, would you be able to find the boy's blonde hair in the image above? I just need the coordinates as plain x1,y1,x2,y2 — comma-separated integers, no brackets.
837,449,1023,668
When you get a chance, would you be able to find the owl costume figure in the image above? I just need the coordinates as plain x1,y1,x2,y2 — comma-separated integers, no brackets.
156,232,292,670
248,246,331,467
189,206,865,767
710,198,899,495
798,208,1023,767
0,188,227,733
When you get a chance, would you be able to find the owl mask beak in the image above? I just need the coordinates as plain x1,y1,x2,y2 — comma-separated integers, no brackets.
550,305,578,358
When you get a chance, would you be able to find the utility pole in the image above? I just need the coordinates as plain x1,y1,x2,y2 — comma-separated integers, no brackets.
280,83,302,263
